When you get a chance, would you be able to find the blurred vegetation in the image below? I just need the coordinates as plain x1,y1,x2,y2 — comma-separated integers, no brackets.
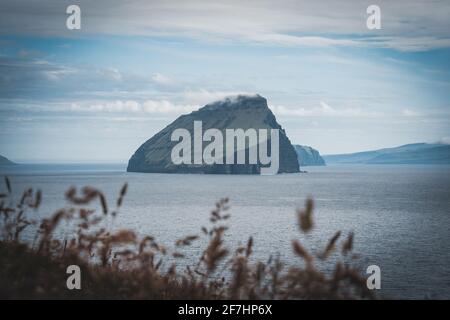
0,177,374,299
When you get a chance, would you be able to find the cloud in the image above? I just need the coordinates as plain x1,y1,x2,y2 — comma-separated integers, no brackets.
72,100,140,113
0,55,259,114
151,73,175,86
69,99,198,115
43,66,78,81
100,68,123,81
1,0,450,51
0,56,80,98
243,34,361,48
402,108,421,117
3,98,386,119
270,101,383,118
0,55,178,100
142,100,197,114
365,36,450,52
183,89,255,105
438,137,450,144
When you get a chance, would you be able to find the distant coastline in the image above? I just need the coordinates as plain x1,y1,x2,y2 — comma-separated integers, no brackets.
3,142,450,172
323,143,450,165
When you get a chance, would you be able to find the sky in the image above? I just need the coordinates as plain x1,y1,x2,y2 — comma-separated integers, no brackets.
1,0,450,163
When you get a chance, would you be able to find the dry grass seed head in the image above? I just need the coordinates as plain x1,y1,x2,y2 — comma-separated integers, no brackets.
342,232,354,255
292,239,313,267
298,198,314,233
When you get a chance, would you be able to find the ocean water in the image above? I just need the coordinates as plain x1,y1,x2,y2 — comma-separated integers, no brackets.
1,164,449,299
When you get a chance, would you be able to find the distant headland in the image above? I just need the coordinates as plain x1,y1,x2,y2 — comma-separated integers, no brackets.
293,145,326,166
323,143,450,165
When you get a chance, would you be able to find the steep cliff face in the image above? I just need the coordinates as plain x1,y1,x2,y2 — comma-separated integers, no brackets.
127,95,299,174
293,145,326,166
0,155,16,166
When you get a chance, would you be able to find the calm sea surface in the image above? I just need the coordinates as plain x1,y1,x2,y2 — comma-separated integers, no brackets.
1,164,449,299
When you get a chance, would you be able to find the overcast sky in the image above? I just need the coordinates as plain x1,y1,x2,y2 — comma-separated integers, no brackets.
1,0,450,162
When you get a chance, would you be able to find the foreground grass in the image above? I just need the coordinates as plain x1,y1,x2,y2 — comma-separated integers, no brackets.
0,177,374,299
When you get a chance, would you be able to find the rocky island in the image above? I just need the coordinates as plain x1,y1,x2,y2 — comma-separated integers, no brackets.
127,95,299,174
293,145,326,166
0,155,16,166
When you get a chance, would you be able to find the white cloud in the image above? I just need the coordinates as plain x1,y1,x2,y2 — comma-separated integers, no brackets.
402,108,421,117
270,101,383,118
183,89,254,105
71,100,139,112
142,100,197,114
43,66,78,81
69,99,198,115
151,73,175,86
246,34,361,48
